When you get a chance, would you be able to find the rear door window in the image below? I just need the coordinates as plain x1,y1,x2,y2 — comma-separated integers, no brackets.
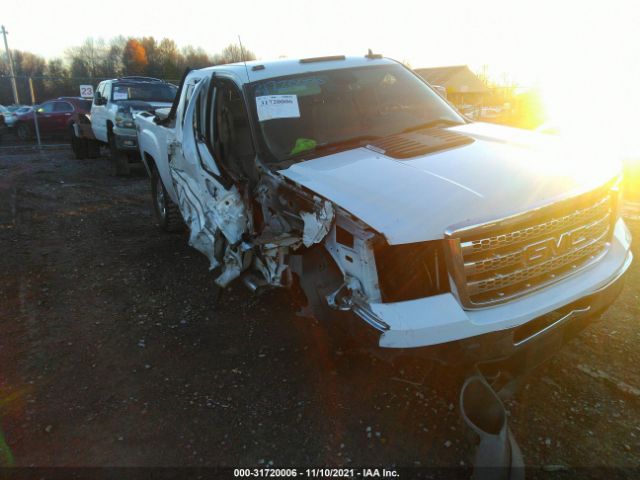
212,79,255,179
54,102,74,113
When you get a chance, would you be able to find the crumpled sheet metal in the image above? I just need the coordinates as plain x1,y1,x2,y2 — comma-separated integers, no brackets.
215,244,249,287
176,170,336,289
300,200,335,247
175,178,249,287
205,186,248,245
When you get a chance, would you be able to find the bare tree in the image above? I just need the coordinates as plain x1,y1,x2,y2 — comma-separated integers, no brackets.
157,38,181,78
212,43,256,65
66,38,109,78
0,36,258,104
181,46,212,70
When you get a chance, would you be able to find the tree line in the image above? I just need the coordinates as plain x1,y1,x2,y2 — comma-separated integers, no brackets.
0,37,256,105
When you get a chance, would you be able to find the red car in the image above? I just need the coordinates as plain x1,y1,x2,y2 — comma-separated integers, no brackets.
14,97,92,140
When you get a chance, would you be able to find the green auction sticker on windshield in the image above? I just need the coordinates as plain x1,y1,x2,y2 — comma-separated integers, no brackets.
256,95,300,122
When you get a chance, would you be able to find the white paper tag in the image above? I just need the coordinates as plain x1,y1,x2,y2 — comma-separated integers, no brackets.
256,95,300,121
113,90,128,101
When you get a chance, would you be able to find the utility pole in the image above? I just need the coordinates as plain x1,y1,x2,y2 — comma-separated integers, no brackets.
1,25,20,105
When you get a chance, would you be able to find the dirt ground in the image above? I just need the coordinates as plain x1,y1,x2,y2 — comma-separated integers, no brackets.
0,148,638,472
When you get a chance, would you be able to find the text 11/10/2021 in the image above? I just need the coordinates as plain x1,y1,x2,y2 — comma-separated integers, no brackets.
234,468,400,478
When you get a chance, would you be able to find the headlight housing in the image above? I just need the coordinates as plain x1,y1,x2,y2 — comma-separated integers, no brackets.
115,108,135,129
372,237,450,303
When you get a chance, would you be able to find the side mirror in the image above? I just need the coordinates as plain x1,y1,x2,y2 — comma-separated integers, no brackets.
94,93,106,106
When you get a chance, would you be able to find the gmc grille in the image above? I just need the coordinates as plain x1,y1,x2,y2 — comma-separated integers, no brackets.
445,184,616,308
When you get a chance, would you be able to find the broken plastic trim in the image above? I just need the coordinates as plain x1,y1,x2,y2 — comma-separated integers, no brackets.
460,375,524,480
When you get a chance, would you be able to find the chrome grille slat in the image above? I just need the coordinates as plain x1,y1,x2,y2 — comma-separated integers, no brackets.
445,187,615,308
466,227,610,295
460,195,611,256
463,213,611,276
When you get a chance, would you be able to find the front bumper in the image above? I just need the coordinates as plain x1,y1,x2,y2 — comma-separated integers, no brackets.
416,254,628,366
351,218,632,366
112,126,138,151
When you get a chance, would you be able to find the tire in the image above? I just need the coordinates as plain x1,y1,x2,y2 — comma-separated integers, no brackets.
150,166,183,232
108,132,131,176
87,139,100,159
16,123,31,141
70,125,88,159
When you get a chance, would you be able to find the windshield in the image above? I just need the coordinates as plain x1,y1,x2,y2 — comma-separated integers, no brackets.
249,63,465,163
112,83,177,103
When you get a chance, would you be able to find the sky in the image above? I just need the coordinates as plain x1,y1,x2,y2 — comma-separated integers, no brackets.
3,0,640,156
1,0,636,83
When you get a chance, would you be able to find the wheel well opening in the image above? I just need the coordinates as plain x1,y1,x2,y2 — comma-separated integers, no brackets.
144,153,157,173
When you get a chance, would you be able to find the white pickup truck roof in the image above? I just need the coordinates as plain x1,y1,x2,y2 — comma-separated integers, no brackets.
194,56,397,84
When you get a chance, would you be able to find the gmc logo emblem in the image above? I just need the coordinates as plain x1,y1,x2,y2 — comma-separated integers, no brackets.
522,226,588,266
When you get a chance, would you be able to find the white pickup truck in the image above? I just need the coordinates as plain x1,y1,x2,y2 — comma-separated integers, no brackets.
136,54,632,471
136,55,632,364
88,76,177,174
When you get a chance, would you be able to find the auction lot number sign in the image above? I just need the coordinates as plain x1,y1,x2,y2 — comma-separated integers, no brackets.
79,85,94,98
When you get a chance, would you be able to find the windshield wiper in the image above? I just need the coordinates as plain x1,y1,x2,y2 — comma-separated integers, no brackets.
399,118,464,134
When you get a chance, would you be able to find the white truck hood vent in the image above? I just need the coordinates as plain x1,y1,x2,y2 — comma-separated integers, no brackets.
369,128,474,159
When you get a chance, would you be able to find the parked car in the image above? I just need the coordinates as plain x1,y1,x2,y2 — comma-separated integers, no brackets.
135,55,632,472
13,97,92,140
4,105,33,128
0,106,8,139
88,76,177,175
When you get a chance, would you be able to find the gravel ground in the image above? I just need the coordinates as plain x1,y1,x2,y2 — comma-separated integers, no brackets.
0,149,638,473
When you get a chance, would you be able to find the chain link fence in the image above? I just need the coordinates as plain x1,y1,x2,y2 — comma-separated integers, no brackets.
0,75,178,148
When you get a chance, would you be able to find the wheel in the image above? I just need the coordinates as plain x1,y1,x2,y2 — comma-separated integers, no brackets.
70,125,88,159
108,132,131,176
150,166,183,232
16,123,31,141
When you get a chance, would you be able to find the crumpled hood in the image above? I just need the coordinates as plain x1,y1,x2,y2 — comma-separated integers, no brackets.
279,122,620,244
